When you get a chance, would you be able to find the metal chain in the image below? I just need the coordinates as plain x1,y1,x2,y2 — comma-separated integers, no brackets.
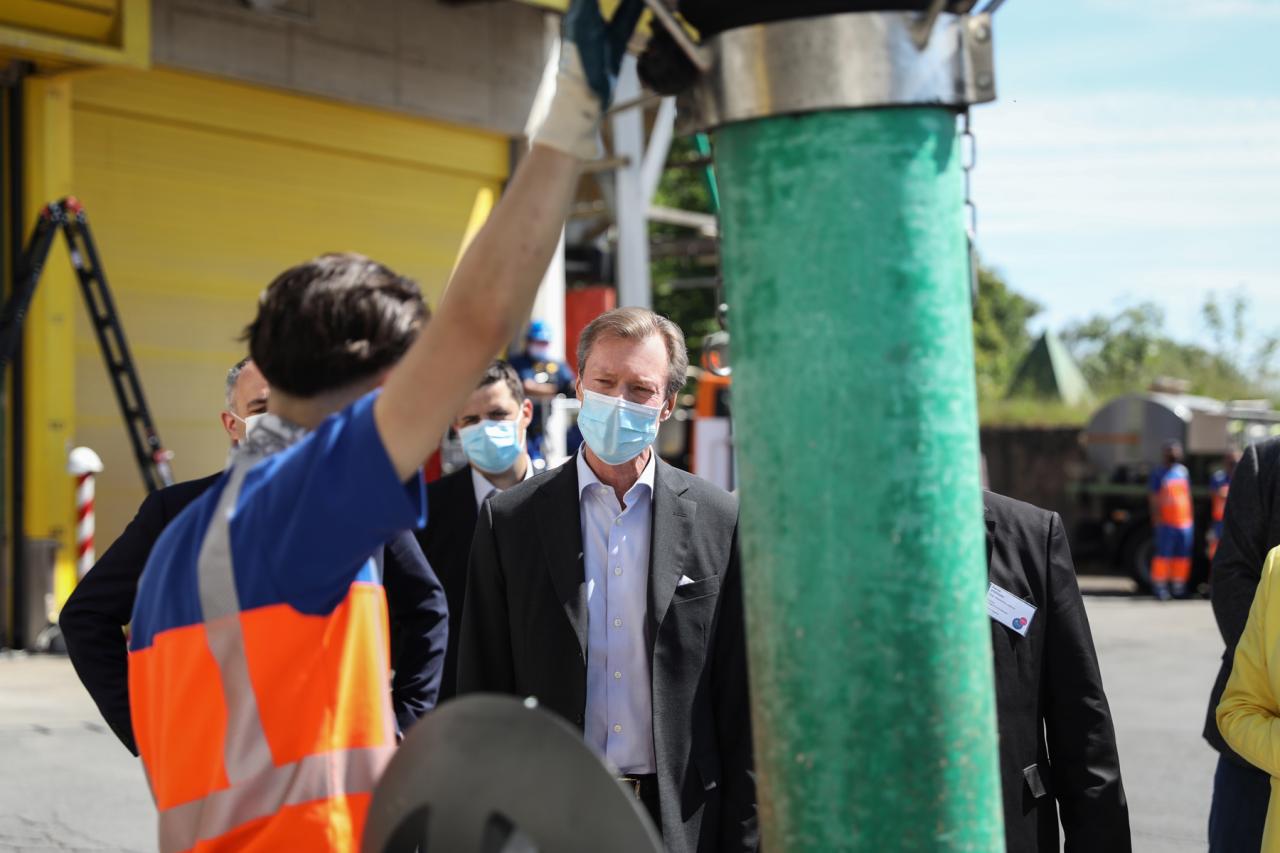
961,109,980,304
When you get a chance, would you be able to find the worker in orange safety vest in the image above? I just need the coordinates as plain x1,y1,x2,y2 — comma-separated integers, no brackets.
1148,440,1195,601
1207,449,1241,563
125,3,645,849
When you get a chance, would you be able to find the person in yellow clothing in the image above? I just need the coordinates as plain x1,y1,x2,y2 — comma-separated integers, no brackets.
1217,546,1280,850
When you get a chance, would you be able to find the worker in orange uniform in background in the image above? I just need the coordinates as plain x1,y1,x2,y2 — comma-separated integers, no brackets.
1207,450,1242,564
1149,440,1195,600
124,2,645,850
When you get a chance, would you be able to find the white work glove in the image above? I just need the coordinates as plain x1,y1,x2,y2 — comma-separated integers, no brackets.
526,0,645,161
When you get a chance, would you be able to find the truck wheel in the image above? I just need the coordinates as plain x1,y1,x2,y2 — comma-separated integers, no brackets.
1123,529,1155,592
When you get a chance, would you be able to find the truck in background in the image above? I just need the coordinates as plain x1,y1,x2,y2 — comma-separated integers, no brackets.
1072,390,1280,591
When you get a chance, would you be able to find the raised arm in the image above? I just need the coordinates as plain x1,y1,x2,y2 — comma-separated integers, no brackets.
375,0,643,480
1218,549,1280,775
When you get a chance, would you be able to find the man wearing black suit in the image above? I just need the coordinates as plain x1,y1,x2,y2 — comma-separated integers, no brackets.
416,360,534,701
459,308,756,853
1204,436,1280,851
60,359,448,753
984,490,1130,852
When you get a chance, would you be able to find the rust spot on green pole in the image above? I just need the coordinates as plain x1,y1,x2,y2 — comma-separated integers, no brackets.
716,107,1004,850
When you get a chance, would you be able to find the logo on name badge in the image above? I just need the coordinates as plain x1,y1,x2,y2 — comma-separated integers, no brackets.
1012,617,1027,630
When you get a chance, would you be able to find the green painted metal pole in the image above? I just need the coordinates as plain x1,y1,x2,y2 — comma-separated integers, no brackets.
717,107,1004,850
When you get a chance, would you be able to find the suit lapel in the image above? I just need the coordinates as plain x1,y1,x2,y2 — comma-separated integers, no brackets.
985,503,996,577
984,498,1036,606
649,460,696,635
534,461,589,657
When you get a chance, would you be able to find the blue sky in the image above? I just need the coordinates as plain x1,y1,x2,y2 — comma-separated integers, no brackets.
976,0,1280,345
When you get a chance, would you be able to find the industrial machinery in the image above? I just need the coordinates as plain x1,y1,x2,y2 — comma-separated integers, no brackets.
0,197,174,493
1074,392,1280,590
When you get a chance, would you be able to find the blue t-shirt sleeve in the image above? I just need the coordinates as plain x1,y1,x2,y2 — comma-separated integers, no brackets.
1148,468,1163,493
233,391,426,599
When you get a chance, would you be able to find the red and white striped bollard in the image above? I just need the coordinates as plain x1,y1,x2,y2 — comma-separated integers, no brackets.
68,447,104,579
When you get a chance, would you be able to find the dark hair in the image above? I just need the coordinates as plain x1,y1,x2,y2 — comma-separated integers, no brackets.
243,253,427,398
478,360,525,406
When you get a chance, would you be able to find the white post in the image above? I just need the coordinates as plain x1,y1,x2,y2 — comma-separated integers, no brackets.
68,447,104,580
612,56,651,309
531,231,568,362
535,231,573,467
640,97,678,204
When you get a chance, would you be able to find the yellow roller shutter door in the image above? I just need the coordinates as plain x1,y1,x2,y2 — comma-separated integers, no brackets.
65,67,506,562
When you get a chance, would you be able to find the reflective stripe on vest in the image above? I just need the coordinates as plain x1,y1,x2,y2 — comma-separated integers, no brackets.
148,450,395,852
196,463,273,784
158,744,394,853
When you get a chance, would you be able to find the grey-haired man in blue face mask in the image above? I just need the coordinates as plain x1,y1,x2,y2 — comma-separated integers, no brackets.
458,306,758,853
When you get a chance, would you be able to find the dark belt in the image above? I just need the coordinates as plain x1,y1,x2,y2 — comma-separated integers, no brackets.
618,773,660,828
618,773,657,800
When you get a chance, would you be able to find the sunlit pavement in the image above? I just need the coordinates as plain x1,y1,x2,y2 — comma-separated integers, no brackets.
0,651,151,852
0,581,1221,851
1080,577,1220,851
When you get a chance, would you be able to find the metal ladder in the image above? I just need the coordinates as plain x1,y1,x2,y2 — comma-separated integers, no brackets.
0,197,174,493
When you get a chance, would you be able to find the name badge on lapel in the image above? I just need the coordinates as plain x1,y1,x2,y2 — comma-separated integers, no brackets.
987,583,1036,637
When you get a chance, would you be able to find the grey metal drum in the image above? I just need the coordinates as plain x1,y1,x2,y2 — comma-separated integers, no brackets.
361,695,663,853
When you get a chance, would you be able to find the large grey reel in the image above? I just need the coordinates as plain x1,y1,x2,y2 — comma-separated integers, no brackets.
362,695,663,853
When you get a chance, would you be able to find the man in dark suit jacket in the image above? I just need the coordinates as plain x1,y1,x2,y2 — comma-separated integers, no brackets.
1204,436,1280,850
985,490,1130,852
459,308,756,853
417,360,534,701
60,359,448,752
418,467,478,703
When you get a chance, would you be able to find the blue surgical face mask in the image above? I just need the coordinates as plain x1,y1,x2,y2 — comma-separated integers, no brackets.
459,418,523,474
577,388,664,466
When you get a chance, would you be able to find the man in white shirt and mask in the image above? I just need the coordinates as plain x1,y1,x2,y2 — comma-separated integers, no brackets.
458,307,757,853
416,360,535,701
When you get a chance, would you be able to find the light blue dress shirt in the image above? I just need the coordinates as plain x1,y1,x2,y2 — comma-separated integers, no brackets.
577,450,657,775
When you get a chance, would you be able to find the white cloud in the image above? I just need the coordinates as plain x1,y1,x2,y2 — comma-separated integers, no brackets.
971,90,1280,341
973,92,1280,235
1084,0,1280,19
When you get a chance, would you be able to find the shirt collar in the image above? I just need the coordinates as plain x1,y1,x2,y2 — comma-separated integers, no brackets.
576,449,656,503
471,458,533,511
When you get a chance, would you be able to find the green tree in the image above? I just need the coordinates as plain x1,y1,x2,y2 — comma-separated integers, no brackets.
1061,302,1166,392
1060,295,1276,401
972,264,1042,400
1203,289,1280,393
650,136,720,374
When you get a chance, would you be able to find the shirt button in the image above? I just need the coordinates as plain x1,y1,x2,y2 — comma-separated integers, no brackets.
613,617,623,628
614,518,622,526
613,723,623,734
614,566,622,576
614,671,622,680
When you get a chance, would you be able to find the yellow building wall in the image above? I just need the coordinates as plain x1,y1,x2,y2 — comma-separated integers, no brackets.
25,67,508,602
0,0,147,70
23,76,78,606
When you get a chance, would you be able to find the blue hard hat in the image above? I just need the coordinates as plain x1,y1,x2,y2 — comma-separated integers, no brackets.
527,320,552,342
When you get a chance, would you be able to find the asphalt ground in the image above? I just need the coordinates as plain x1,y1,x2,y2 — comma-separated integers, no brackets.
0,579,1223,852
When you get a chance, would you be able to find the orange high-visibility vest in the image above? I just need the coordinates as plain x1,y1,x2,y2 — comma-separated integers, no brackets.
1153,464,1194,529
1211,469,1231,524
128,400,421,852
